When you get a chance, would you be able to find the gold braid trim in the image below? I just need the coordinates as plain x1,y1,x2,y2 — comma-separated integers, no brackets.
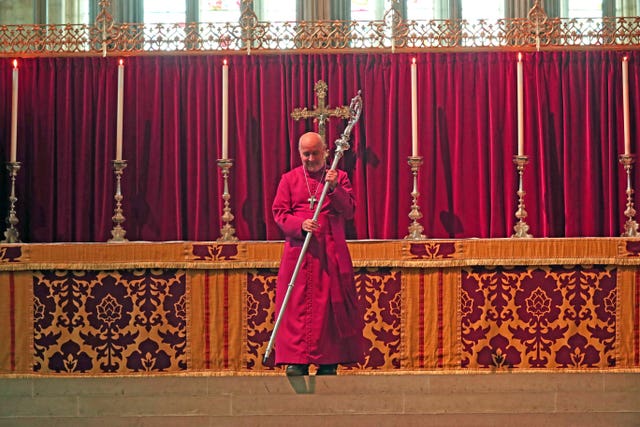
1,238,640,270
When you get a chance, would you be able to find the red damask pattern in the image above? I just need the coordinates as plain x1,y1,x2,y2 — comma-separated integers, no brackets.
33,269,187,374
0,246,22,262
355,268,402,369
192,243,239,261
461,266,616,369
623,240,640,257
245,269,278,369
408,242,456,259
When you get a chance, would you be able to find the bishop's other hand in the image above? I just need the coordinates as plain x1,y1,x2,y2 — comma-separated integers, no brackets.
302,219,320,233
326,169,338,190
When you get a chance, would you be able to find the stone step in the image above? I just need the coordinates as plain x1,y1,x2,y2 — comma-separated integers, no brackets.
0,372,638,426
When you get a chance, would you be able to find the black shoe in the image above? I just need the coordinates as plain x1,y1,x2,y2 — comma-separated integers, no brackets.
286,364,309,376
316,364,338,375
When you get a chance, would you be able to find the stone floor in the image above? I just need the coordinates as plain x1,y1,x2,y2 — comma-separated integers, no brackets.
0,372,638,426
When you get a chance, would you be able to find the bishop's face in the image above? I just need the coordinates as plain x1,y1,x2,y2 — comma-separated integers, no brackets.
298,134,326,173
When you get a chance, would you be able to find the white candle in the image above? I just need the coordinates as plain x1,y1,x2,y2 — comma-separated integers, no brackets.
411,57,418,157
517,53,524,156
222,59,229,160
102,22,107,58
10,60,18,163
116,59,124,161
623,56,631,155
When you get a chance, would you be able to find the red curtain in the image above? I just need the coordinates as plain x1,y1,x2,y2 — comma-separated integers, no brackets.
0,51,636,242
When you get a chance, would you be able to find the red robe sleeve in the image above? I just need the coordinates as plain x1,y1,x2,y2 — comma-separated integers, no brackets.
272,169,306,240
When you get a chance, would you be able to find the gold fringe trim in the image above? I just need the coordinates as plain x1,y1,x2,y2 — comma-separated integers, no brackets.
0,262,281,271
2,367,639,379
3,259,640,271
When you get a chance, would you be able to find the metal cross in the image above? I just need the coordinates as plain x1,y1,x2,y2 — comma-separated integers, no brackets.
308,195,316,210
291,80,351,142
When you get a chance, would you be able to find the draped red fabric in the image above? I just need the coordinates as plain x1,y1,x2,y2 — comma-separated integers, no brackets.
0,51,636,242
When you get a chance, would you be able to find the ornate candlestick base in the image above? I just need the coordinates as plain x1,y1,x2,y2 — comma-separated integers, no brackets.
404,156,426,240
512,155,532,238
619,154,639,237
2,162,21,243
108,160,128,242
217,159,238,242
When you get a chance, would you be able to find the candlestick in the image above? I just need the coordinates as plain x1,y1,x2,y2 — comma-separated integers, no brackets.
108,160,128,242
116,59,124,161
512,155,532,238
411,58,418,157
517,53,524,157
619,154,639,236
217,158,237,241
623,56,631,156
10,60,18,163
2,162,21,243
222,59,229,160
404,156,426,240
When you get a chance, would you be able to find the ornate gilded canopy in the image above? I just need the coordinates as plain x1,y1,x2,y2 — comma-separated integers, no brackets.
0,0,638,57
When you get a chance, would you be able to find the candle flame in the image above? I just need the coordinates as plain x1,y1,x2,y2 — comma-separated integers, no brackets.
119,59,124,66
411,57,416,65
223,59,228,66
623,56,628,62
518,52,522,62
12,59,17,68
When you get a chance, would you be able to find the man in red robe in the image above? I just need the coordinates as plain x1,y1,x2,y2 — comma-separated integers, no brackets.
272,131,366,376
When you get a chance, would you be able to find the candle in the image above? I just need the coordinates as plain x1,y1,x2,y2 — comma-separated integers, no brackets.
102,21,107,58
10,60,18,163
222,59,229,160
623,56,631,155
517,53,524,156
411,57,418,157
116,59,124,161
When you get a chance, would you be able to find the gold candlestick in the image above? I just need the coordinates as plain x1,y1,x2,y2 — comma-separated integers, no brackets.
512,155,532,238
404,156,426,240
2,162,21,243
619,154,639,237
217,158,238,242
108,160,128,242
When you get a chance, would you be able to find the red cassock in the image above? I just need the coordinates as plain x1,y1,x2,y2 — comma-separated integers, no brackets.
272,166,366,365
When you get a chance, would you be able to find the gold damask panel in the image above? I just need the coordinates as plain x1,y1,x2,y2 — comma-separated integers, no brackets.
355,267,402,370
244,269,279,371
33,269,187,374
461,265,618,370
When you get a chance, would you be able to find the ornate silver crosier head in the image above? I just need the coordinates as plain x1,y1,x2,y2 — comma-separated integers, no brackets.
334,90,362,156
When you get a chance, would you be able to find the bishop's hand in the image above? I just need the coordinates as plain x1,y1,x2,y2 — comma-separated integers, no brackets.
302,219,320,233
325,169,338,190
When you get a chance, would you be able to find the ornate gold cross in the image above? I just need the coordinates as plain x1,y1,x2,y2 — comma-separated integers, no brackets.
291,80,351,142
